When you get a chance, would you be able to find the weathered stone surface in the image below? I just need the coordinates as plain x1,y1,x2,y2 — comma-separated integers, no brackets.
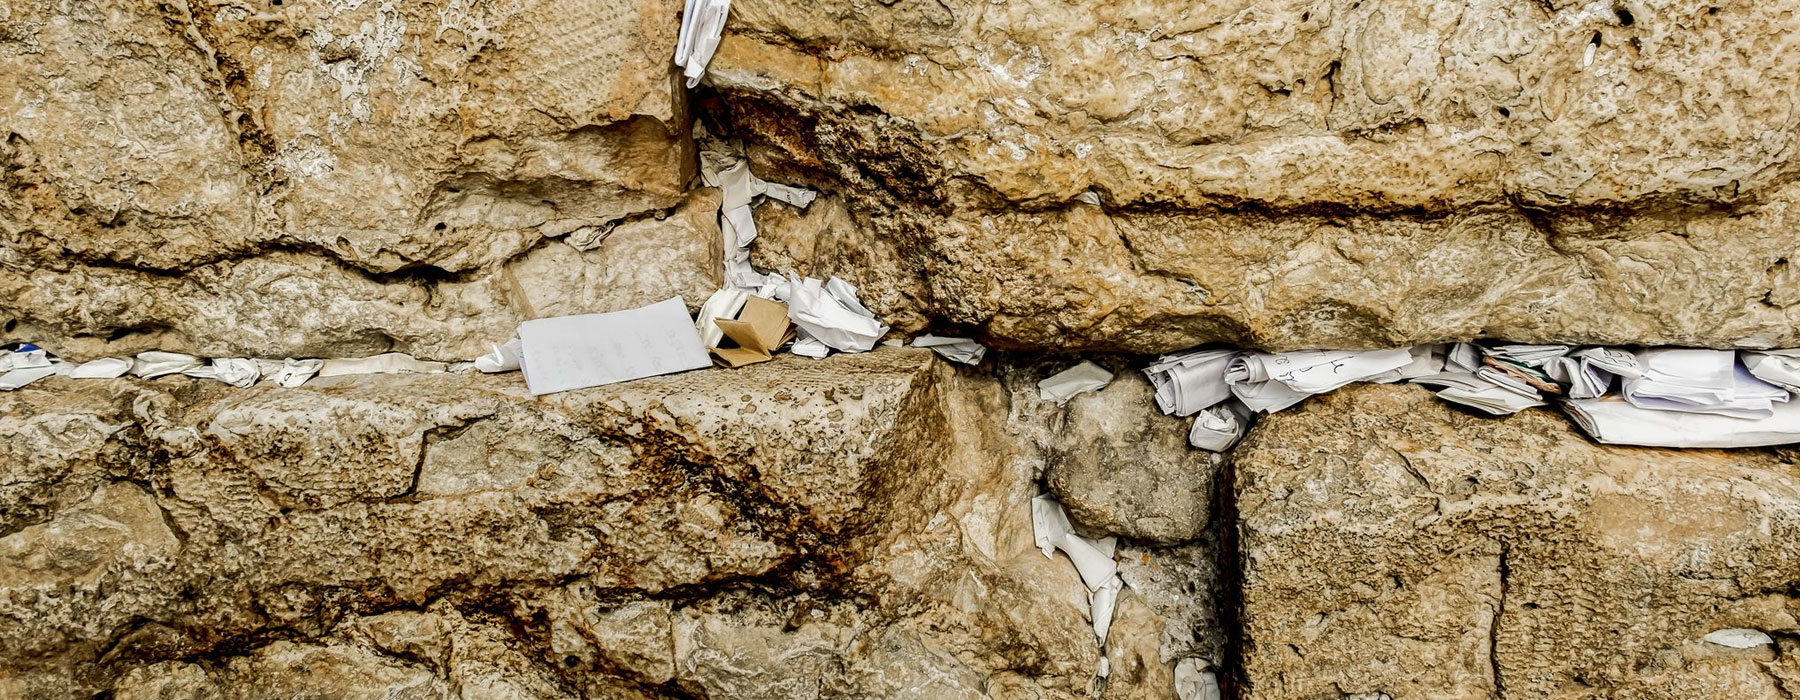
0,350,1199,698
1042,367,1217,542
0,0,705,361
1235,383,1800,698
705,0,1800,351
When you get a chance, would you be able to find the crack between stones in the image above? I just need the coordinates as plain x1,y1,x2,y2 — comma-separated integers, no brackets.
1490,542,1511,699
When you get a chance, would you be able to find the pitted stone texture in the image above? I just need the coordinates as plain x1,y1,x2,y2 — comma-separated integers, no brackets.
1,0,704,361
1234,383,1800,699
1042,368,1216,542
1,188,723,362
705,0,1800,351
0,350,1187,699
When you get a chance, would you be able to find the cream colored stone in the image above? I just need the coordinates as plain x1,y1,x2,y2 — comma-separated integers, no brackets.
1043,368,1216,542
0,351,1191,699
0,0,704,361
1235,383,1800,698
705,0,1800,351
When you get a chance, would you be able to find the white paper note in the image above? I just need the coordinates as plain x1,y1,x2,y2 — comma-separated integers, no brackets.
132,351,203,378
1189,400,1253,452
1090,576,1124,645
910,334,986,364
70,358,133,379
474,339,523,373
1742,350,1800,393
1143,348,1237,416
518,298,712,396
318,353,448,378
1039,361,1114,404
0,364,60,390
184,358,261,387
1703,628,1773,649
1564,396,1800,448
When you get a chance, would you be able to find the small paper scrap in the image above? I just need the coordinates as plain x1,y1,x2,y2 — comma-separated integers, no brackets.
71,358,133,379
910,334,986,365
319,353,448,378
184,358,261,388
1039,361,1113,404
132,351,203,379
710,295,795,368
1702,628,1773,649
474,339,523,374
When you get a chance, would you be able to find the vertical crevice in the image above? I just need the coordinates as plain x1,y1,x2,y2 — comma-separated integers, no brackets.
1490,543,1511,698
1216,451,1246,700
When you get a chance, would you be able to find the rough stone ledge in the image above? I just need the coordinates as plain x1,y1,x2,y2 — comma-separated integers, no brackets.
1234,382,1800,699
0,348,1209,699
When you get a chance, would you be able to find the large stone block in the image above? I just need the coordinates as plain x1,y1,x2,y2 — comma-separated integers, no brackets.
1234,383,1800,698
0,0,707,361
0,350,1199,699
704,0,1800,351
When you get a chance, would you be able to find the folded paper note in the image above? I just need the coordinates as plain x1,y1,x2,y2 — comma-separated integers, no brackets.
132,351,202,378
1742,350,1800,393
1039,361,1114,404
266,358,324,387
518,297,711,396
474,339,523,373
70,357,133,379
1189,400,1253,452
1144,348,1236,416
1703,628,1774,649
695,288,752,349
184,358,260,387
0,344,52,372
1030,494,1119,590
674,0,730,87
783,276,887,355
711,296,794,368
1090,576,1123,645
0,365,60,390
1564,395,1800,448
319,353,448,378
910,334,987,365
1174,659,1222,700
1623,349,1787,418
1226,349,1412,412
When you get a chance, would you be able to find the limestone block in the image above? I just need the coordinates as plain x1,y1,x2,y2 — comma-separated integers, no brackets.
1235,383,1800,698
0,350,1184,699
705,0,1800,351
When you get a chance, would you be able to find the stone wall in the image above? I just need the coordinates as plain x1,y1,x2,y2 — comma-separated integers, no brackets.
0,350,1223,698
5,0,1800,698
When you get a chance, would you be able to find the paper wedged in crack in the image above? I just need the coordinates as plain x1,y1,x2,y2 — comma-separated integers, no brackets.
1742,350,1800,393
1702,629,1774,649
1623,350,1788,419
517,298,711,395
132,352,203,379
474,339,523,374
1189,401,1253,452
1564,396,1800,448
1143,349,1235,416
710,296,794,368
318,354,449,378
909,334,986,365
184,359,261,388
1089,576,1123,645
780,276,887,356
70,358,133,379
1039,361,1114,404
